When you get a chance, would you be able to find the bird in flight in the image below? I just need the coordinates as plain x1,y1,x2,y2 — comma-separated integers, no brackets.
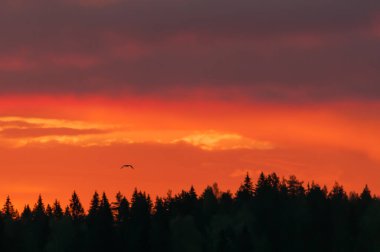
121,164,134,169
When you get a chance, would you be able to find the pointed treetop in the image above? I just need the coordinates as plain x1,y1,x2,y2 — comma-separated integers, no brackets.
360,184,372,202
116,195,130,223
89,191,100,217
69,191,85,221
64,206,71,217
236,172,254,200
189,185,197,197
46,204,53,217
329,182,347,201
115,191,123,203
2,195,18,219
101,192,111,209
100,192,114,224
21,204,32,221
53,200,63,219
32,194,46,220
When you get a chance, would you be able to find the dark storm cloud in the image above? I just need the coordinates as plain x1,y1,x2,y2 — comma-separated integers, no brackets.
0,0,379,101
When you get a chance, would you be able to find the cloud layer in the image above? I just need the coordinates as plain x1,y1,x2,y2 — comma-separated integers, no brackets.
0,116,270,151
0,0,379,102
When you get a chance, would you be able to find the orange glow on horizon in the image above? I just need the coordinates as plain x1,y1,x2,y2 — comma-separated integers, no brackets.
0,94,379,210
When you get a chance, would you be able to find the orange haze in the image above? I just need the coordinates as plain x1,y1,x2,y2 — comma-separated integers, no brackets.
0,95,379,210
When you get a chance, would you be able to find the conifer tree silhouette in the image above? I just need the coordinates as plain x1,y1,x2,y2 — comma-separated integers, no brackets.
64,206,71,218
32,194,46,221
236,173,254,201
52,200,63,219
129,189,152,252
100,192,113,225
286,175,305,198
118,196,130,224
69,191,85,222
360,184,372,203
46,204,53,218
2,196,18,219
200,186,218,218
21,204,32,222
112,191,130,223
0,171,379,252
88,191,100,220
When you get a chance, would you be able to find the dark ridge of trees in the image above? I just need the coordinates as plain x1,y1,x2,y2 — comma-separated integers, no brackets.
1,172,380,251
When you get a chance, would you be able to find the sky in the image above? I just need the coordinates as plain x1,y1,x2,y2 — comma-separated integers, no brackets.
0,0,380,210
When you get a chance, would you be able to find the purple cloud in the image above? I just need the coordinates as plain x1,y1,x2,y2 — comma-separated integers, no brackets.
0,0,379,102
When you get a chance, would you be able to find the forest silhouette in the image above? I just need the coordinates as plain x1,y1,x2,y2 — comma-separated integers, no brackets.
0,172,379,252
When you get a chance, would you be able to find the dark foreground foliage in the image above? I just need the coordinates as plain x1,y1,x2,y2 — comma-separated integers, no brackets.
0,172,379,252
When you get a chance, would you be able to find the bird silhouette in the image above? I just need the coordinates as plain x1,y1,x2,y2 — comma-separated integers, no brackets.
121,164,134,169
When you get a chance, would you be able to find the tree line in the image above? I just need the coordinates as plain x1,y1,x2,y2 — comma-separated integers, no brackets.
0,172,379,252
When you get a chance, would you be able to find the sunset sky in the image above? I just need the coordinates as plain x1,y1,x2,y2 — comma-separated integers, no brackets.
1,0,380,210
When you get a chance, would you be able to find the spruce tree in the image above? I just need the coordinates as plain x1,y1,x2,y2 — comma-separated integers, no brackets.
112,191,130,223
100,192,114,226
69,191,85,221
237,172,254,200
46,204,53,218
32,194,46,221
329,182,347,201
117,196,130,224
52,200,63,219
360,184,372,202
21,204,32,222
287,175,305,198
88,191,100,219
64,206,71,218
2,195,18,219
